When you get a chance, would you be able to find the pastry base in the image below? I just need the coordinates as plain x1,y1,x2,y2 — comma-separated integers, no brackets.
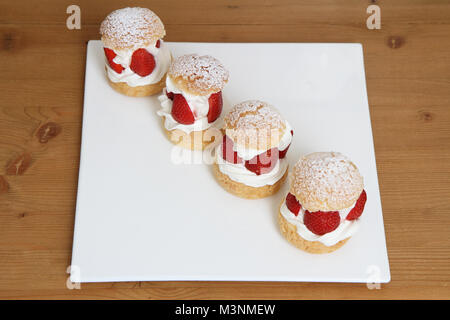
213,162,288,199
163,122,221,150
278,206,349,254
107,73,166,97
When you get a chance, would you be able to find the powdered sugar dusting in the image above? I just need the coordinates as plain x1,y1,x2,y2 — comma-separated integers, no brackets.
225,100,285,131
224,100,286,150
292,152,364,211
169,54,229,95
100,7,165,49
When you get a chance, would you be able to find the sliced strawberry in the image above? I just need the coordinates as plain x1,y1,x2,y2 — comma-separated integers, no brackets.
171,94,195,124
207,91,223,123
286,193,301,216
130,48,155,77
303,210,340,236
221,135,243,164
279,144,290,159
166,91,174,100
156,39,161,48
244,148,279,176
103,47,124,74
279,130,293,159
346,190,367,220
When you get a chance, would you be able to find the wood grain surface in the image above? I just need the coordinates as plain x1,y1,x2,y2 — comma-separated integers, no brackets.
0,0,449,299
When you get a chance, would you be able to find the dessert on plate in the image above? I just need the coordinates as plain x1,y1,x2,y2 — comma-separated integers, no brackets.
278,152,367,254
213,100,293,199
157,54,229,150
100,7,171,97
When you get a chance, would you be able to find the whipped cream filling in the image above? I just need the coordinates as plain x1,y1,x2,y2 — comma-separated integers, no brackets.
280,197,360,247
231,121,293,161
105,39,171,87
216,143,289,188
157,76,215,133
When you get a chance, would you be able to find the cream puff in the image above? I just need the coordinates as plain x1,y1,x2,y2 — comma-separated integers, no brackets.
278,152,367,254
157,54,229,150
100,7,171,97
213,100,293,199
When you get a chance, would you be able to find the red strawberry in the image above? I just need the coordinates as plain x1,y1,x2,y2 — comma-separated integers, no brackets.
244,148,279,175
346,190,367,220
207,91,223,123
166,91,174,100
156,39,161,48
103,48,124,74
171,94,195,124
303,210,340,235
279,144,290,159
279,130,294,159
221,135,243,164
286,193,301,216
130,48,155,77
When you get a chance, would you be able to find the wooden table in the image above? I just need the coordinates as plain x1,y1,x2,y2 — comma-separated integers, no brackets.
0,0,449,299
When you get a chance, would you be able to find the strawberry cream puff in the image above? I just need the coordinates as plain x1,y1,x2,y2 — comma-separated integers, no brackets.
213,100,293,199
279,152,367,254
100,7,171,97
157,54,229,150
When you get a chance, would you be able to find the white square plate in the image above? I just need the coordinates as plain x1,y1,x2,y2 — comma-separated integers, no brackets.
71,40,390,283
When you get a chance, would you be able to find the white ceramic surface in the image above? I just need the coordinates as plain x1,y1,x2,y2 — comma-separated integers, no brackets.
71,40,390,283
